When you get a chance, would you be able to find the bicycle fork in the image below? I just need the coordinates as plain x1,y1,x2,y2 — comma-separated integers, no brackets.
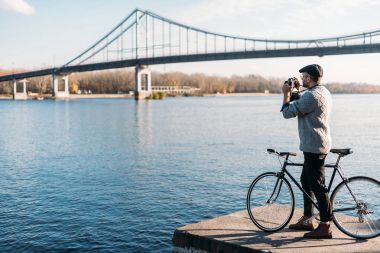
266,156,288,204
266,173,284,204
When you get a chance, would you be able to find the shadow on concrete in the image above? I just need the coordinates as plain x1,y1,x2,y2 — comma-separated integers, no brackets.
183,228,368,251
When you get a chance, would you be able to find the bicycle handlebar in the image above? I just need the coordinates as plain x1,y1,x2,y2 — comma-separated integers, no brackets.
267,148,297,157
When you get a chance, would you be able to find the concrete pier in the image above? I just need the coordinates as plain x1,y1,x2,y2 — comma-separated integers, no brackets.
172,208,379,253
134,64,152,100
13,79,28,100
52,74,70,99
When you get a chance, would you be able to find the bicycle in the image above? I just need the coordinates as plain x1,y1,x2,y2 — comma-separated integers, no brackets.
246,148,380,239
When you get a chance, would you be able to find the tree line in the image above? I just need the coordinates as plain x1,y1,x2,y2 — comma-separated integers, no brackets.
1,69,380,94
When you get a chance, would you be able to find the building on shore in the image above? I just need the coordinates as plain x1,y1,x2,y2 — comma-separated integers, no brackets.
152,86,201,95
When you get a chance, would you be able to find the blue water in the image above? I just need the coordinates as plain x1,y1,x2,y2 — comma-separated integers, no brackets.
0,95,379,252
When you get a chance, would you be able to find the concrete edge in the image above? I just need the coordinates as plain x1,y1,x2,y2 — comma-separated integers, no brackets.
172,229,265,253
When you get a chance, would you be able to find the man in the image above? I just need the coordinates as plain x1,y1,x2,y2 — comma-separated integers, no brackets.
281,64,333,239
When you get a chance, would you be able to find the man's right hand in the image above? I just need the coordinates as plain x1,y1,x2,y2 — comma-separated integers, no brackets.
282,83,291,105
282,83,291,95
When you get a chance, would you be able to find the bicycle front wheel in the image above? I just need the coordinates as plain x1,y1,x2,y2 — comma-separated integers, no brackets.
247,172,295,232
331,176,380,239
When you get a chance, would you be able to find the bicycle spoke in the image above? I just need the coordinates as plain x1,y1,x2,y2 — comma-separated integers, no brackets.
331,176,380,239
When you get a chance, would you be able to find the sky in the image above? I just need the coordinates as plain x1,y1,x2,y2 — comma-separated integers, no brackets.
1,0,380,84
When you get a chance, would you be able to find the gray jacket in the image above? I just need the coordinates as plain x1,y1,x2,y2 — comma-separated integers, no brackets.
282,85,332,154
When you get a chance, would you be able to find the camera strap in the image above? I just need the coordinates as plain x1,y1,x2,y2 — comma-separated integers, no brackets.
298,84,319,94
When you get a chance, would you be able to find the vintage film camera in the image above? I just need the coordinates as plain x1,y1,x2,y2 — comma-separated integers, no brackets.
284,77,301,101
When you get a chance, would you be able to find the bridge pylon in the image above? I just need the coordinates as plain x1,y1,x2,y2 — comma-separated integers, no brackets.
52,74,70,99
134,64,152,100
13,79,28,100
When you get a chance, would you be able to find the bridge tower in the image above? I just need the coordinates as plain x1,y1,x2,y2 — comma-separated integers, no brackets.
52,74,70,99
134,65,152,100
13,79,28,100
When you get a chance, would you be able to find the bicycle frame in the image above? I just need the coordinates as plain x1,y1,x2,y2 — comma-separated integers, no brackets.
269,153,351,212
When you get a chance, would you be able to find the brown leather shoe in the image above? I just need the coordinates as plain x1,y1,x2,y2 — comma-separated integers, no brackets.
289,216,315,231
303,223,332,239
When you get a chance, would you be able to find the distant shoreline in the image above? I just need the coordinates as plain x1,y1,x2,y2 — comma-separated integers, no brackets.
1,92,380,100
0,94,133,100
70,94,132,99
0,93,272,99
0,95,12,99
204,92,275,97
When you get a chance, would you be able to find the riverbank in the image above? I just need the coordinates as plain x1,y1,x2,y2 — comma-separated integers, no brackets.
0,93,272,100
70,94,132,99
0,95,12,99
0,94,133,100
2,92,379,100
204,92,276,97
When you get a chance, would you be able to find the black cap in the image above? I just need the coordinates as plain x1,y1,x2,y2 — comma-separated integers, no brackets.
299,64,323,78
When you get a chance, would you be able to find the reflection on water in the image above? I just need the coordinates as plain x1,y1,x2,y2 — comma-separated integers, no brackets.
134,100,153,154
0,95,379,252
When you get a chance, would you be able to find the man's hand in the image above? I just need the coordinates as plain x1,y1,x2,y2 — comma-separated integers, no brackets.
282,83,291,105
294,78,301,92
282,83,291,95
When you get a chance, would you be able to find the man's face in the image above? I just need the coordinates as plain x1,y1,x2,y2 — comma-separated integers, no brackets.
300,73,311,88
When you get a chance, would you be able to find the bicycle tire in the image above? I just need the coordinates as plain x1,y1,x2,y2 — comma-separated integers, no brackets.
331,176,380,239
247,172,295,232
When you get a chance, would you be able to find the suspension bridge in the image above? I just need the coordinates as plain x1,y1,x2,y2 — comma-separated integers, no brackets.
2,8,380,99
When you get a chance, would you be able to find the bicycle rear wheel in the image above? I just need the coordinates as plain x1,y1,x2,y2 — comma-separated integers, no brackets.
331,176,380,239
247,172,295,232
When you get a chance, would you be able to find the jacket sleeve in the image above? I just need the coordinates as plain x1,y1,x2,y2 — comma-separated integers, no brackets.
281,92,316,119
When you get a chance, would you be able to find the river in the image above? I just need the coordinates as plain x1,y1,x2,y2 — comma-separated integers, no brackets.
0,94,379,252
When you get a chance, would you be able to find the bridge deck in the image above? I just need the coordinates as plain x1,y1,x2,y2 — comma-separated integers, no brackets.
172,208,379,253
2,43,380,83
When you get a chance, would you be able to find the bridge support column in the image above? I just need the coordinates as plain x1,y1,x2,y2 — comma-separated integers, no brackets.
52,74,70,99
135,65,152,100
13,79,28,100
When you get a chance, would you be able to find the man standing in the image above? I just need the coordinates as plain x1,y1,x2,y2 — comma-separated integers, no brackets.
281,64,333,239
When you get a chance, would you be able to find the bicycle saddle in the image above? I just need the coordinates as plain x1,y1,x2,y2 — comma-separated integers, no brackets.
330,148,353,156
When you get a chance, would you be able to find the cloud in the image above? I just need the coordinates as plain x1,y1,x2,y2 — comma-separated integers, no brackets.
0,0,35,15
175,0,380,23
171,0,380,39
